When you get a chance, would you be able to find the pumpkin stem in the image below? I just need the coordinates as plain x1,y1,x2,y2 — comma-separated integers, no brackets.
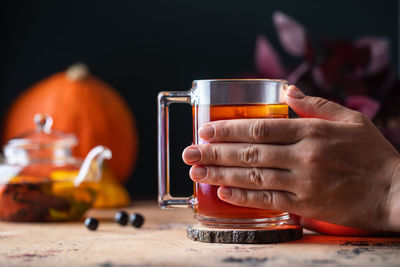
66,63,89,81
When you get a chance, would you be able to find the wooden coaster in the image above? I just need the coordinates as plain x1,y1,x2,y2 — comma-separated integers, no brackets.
186,224,303,244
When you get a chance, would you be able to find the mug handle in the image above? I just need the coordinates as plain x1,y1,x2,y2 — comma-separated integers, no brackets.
158,91,195,209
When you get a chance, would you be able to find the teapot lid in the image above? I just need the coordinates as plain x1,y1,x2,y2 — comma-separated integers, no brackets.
5,114,77,149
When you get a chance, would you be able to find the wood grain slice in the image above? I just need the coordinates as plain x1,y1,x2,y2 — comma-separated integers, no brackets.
186,224,303,244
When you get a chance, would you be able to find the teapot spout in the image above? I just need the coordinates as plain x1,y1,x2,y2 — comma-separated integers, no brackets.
74,146,112,186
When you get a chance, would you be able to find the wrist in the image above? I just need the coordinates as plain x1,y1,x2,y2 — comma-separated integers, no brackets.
386,157,400,232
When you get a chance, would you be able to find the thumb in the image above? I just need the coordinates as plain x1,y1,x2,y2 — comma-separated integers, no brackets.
285,85,360,122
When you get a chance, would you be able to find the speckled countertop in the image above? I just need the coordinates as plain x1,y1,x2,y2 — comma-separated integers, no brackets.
1,201,400,267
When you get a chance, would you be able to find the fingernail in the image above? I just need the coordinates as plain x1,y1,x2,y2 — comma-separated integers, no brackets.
218,187,232,198
183,148,201,163
190,166,207,180
199,125,215,139
287,86,305,99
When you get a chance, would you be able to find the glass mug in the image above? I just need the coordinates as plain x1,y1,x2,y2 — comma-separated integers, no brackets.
158,79,289,228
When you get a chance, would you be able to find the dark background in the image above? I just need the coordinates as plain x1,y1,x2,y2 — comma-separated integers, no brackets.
0,0,398,199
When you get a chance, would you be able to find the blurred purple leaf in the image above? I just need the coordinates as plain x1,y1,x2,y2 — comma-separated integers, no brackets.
312,40,371,95
287,62,310,84
345,95,380,119
247,12,400,141
273,11,311,58
255,35,287,78
312,66,332,93
355,37,390,74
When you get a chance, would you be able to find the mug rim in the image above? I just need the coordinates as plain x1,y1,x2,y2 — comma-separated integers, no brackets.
193,79,288,84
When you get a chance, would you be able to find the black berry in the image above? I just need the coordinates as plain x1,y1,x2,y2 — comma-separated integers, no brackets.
130,213,144,228
114,211,129,226
84,217,99,231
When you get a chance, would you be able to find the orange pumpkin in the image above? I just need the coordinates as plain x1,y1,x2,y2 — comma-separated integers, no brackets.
2,63,138,183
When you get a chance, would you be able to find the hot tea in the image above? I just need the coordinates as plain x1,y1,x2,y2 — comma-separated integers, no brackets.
158,79,291,228
193,104,288,226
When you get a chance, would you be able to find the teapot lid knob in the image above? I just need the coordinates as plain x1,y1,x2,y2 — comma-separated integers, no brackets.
34,114,53,133
4,114,77,154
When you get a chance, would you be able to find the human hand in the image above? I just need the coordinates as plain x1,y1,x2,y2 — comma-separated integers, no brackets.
182,86,400,232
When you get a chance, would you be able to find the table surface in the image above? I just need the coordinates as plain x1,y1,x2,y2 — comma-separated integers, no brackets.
1,200,400,267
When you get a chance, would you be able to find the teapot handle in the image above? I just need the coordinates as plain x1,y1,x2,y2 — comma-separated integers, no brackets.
74,145,112,186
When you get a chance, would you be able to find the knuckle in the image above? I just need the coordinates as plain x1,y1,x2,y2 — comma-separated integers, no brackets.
312,97,330,110
349,111,368,124
302,153,319,168
298,192,312,205
232,190,247,203
262,191,274,207
250,120,269,142
213,167,224,184
204,144,220,162
304,120,326,138
240,145,260,165
240,192,248,203
301,145,322,168
210,146,220,162
247,168,264,188
218,122,231,138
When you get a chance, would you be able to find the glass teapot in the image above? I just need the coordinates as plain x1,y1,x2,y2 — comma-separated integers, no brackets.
0,114,112,222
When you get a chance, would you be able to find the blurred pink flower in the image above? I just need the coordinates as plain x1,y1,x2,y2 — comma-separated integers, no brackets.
273,11,308,58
